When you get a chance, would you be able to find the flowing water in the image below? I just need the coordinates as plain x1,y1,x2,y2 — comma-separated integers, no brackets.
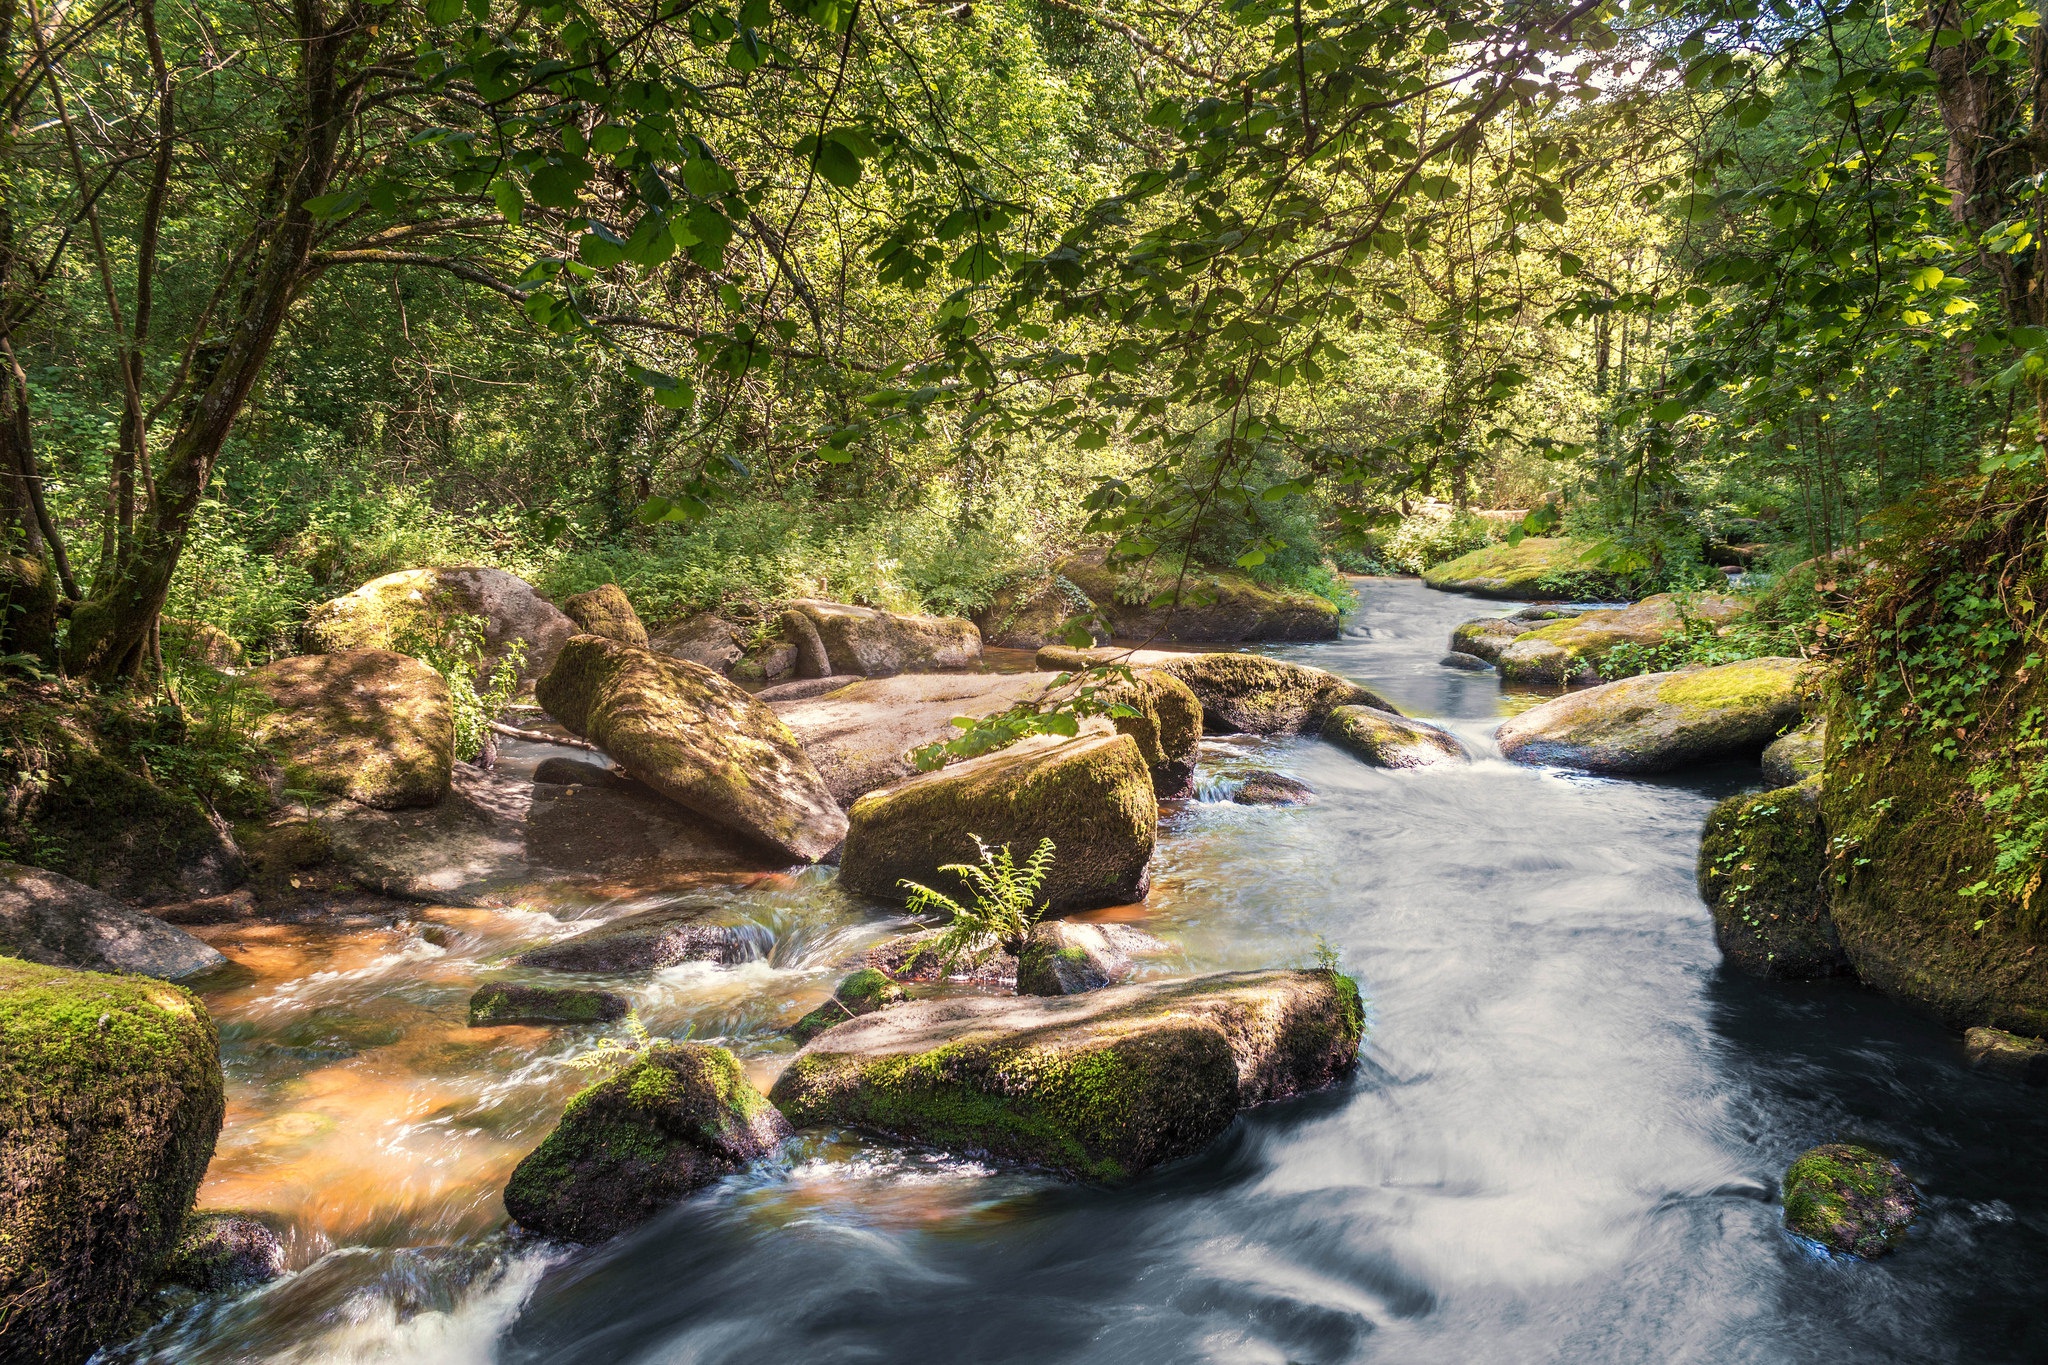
107,578,2048,1364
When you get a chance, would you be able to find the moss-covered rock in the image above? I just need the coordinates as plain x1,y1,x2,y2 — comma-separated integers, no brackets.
1016,920,1133,996
514,903,769,972
536,634,846,862
303,566,575,685
159,1210,288,1292
1497,657,1808,774
469,982,631,1026
1762,715,1826,787
0,862,226,980
1232,770,1315,805
0,553,59,662
1102,668,1202,797
1055,550,1340,643
559,583,648,647
1422,538,1621,600
162,616,245,670
784,599,982,676
503,1041,791,1242
1036,647,1397,734
838,733,1156,914
1496,592,1749,686
862,928,1021,986
1697,782,1848,979
789,968,907,1044
1449,617,1525,663
1781,1144,1917,1258
1963,1026,2048,1083
769,968,1362,1181
248,650,454,810
0,958,224,1364
1322,705,1468,769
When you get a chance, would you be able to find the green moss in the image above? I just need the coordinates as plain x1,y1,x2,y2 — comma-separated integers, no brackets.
469,984,628,1027
1782,1143,1917,1257
1655,657,1807,719
1698,782,1845,979
1422,538,1619,599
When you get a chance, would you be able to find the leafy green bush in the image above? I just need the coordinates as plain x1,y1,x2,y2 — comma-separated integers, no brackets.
393,614,524,761
901,836,1056,974
1353,505,1502,574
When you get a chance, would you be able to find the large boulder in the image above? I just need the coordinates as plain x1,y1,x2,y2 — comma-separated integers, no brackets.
0,862,226,980
514,903,770,972
1322,706,1467,768
1496,593,1749,685
649,612,743,674
303,566,576,685
783,599,982,676
248,650,454,810
1496,657,1808,774
1781,1144,1917,1258
535,635,846,862
1449,617,1525,663
503,1042,791,1242
974,572,1100,649
1055,551,1340,643
770,968,1362,1181
837,733,1157,914
1037,647,1396,734
1762,715,1826,786
559,583,648,647
1422,537,1619,600
1697,782,1848,979
0,959,225,1365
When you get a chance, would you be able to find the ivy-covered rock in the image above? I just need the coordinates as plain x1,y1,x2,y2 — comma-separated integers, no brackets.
469,982,631,1026
1016,920,1133,996
0,958,225,1365
1322,705,1468,768
159,1210,288,1292
1055,550,1340,642
1963,1026,2048,1083
559,583,648,647
515,903,770,972
1422,537,1619,599
503,1042,792,1242
1495,592,1748,686
1449,616,1527,663
837,733,1157,914
1496,657,1809,774
1762,715,1826,787
536,634,847,862
783,599,982,676
248,650,454,810
1781,1144,1918,1258
769,968,1363,1182
303,566,576,686
0,862,226,980
1697,781,1848,979
789,968,906,1044
1036,646,1397,734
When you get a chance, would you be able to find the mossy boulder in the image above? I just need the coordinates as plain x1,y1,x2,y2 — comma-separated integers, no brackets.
469,982,631,1027
0,958,225,1365
1781,1144,1917,1258
248,650,454,810
0,553,59,661
838,733,1157,914
303,566,575,685
559,583,648,647
1496,592,1749,686
1055,551,1340,643
1963,1026,2048,1083
974,572,1103,649
783,599,982,676
1497,657,1809,774
1422,537,1619,600
789,968,907,1044
1762,715,1826,787
0,862,226,980
535,634,846,862
514,903,769,972
162,617,244,670
1016,920,1134,996
649,611,743,674
1100,668,1202,797
159,1210,288,1292
1036,647,1397,734
1449,617,1525,663
1322,705,1468,769
1232,770,1315,805
1697,782,1848,980
503,1041,792,1242
769,968,1363,1182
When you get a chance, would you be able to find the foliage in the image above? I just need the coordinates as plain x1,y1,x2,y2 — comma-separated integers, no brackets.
567,1011,662,1079
394,616,526,762
909,668,1139,771
901,836,1057,974
1352,505,1504,575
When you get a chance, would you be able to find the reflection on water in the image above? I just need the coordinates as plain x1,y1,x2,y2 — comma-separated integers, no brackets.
115,578,2048,1364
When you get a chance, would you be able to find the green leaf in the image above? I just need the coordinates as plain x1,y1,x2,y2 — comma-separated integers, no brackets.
489,177,524,226
424,0,463,23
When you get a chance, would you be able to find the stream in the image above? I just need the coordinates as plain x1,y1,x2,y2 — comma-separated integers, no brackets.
107,577,2048,1364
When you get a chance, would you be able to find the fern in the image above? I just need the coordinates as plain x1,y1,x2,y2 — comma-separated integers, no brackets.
566,1010,672,1079
900,835,1056,974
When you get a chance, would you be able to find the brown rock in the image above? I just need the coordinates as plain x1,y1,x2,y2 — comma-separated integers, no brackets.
249,650,454,810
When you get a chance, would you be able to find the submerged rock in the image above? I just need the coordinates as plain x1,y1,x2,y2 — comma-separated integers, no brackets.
1781,1144,1918,1257
770,968,1363,1181
159,1210,288,1293
536,635,847,862
1439,650,1490,671
504,1042,791,1242
1016,920,1135,996
1322,706,1467,769
0,959,225,1365
469,983,631,1026
1449,617,1525,663
1496,658,1809,774
1698,782,1847,979
516,904,768,973
0,862,226,980
303,566,575,686
1232,770,1316,805
1422,538,1618,600
837,733,1156,914
789,968,907,1044
1964,1026,2048,1083
1036,647,1395,734
559,584,648,647
783,599,982,676
1762,716,1826,787
249,650,454,810
1496,593,1748,686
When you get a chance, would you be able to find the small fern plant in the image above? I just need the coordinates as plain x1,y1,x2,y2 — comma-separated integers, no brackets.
900,835,1056,974
566,1011,677,1080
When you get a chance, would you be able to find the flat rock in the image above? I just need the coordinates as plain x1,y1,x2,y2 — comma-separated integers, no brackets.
1496,658,1809,774
303,566,575,686
770,968,1363,1181
515,903,770,972
1017,920,1134,996
1036,647,1396,734
1496,593,1748,686
1231,771,1315,805
248,650,454,810
559,584,648,647
0,862,225,981
1423,538,1619,600
789,968,907,1045
784,599,982,676
1439,650,1490,670
1322,706,1468,768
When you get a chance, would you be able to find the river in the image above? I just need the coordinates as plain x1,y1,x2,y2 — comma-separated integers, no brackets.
106,577,2048,1364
